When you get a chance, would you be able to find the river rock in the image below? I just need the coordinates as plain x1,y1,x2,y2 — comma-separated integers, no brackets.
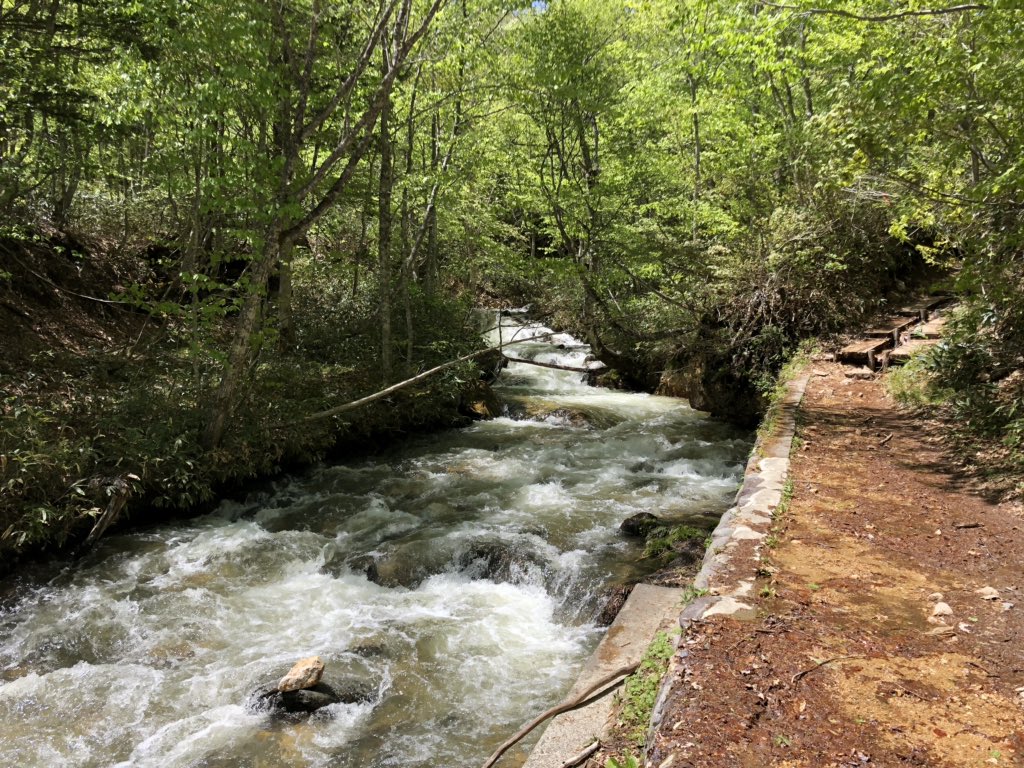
595,583,634,626
248,678,377,717
329,549,428,589
620,512,661,537
278,656,325,692
658,347,764,428
460,379,502,420
457,539,547,583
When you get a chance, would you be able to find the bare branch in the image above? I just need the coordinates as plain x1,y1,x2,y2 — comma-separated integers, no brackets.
290,331,559,425
760,2,989,22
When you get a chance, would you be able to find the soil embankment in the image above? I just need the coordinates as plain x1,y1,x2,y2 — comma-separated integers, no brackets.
648,363,1024,766
0,232,491,569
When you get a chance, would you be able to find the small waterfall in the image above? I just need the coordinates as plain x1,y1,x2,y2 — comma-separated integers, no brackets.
0,314,751,768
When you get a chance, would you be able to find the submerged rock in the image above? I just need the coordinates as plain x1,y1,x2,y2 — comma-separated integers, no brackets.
332,536,549,589
457,539,546,583
339,550,430,589
248,678,377,717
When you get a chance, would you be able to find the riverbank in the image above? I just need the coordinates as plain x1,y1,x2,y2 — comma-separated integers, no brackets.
646,361,1024,766
0,230,491,572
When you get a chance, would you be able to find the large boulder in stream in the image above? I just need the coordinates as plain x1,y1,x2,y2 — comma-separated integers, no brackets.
277,656,324,692
657,350,763,428
330,536,548,589
456,539,547,583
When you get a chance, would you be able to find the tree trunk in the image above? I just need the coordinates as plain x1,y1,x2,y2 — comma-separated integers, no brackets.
688,74,701,200
277,238,296,349
202,233,280,450
378,44,395,384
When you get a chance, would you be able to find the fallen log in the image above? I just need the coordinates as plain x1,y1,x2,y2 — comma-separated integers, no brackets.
289,332,558,426
503,355,607,374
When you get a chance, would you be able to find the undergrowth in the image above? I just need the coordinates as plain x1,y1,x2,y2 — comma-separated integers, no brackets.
618,631,676,748
642,524,709,561
755,339,820,449
0,286,484,558
886,310,1024,499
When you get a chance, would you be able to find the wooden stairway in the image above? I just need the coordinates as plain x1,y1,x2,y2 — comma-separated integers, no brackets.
838,296,953,372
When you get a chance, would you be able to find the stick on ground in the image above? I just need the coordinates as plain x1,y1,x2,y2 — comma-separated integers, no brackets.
480,662,639,768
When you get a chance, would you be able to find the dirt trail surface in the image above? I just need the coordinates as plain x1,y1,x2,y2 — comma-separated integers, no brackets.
648,362,1024,767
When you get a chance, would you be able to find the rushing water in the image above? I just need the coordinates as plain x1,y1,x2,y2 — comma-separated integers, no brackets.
0,315,750,768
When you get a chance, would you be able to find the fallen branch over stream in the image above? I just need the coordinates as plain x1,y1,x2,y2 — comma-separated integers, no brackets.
479,661,640,768
503,355,607,374
288,331,559,426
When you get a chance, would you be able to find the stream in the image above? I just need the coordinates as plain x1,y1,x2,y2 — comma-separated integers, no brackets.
0,314,750,767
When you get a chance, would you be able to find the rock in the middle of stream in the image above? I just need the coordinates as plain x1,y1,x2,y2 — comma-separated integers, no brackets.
277,656,324,692
247,656,377,717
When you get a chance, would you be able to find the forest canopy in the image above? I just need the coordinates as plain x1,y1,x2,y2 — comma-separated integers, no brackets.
2,0,1023,551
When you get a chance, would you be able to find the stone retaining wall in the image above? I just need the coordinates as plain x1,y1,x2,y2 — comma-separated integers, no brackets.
644,372,810,757
521,372,809,768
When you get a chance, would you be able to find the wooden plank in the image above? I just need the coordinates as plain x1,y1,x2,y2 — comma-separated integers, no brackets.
888,339,936,365
839,337,891,369
865,316,918,341
894,296,951,321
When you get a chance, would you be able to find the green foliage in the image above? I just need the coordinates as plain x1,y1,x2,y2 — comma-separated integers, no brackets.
886,352,949,408
888,309,1024,496
681,584,710,604
618,631,675,748
642,525,709,561
0,397,98,548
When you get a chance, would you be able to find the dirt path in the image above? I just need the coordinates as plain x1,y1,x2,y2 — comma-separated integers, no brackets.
647,362,1024,767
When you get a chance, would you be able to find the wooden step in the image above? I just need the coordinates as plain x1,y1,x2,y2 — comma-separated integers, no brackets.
888,339,937,365
865,315,919,343
895,296,951,321
914,315,948,340
839,337,892,369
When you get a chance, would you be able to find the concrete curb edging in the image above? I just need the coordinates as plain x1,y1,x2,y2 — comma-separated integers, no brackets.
644,372,811,755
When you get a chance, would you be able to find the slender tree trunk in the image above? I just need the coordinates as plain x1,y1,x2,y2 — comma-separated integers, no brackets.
277,238,296,349
202,232,280,449
378,44,395,384
799,22,814,117
688,74,701,200
423,111,440,296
